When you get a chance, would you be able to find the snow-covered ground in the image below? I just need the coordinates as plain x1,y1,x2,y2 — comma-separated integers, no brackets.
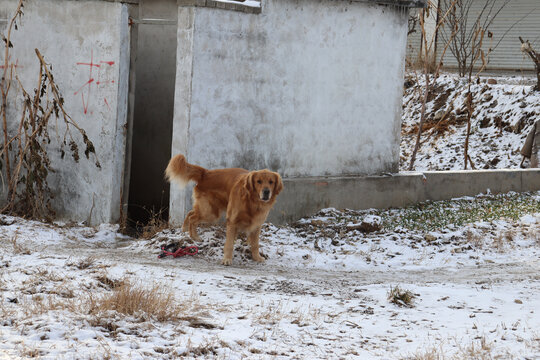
1,191,539,359
401,73,540,171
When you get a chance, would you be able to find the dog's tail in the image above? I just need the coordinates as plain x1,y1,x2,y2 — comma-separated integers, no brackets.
165,154,205,189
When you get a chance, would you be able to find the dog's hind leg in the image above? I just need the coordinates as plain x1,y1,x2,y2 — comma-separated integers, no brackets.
181,209,201,240
184,200,222,241
182,210,194,233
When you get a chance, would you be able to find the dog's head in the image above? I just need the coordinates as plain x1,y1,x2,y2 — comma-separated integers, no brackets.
245,170,283,202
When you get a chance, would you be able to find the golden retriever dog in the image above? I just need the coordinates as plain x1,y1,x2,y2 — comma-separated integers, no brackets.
165,154,283,265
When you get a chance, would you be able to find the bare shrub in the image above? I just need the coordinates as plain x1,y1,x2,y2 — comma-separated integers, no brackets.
1,0,99,220
408,0,459,170
519,37,540,91
438,0,510,77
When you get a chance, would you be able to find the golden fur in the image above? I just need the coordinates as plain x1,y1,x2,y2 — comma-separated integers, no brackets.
165,154,283,265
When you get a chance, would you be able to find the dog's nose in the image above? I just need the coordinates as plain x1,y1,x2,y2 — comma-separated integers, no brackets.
262,188,270,199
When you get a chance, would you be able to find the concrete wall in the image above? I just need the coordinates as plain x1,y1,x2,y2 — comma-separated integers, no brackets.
170,0,413,224
0,0,137,224
269,169,540,224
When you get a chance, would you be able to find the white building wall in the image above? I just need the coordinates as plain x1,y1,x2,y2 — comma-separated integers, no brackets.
0,0,136,224
170,0,410,224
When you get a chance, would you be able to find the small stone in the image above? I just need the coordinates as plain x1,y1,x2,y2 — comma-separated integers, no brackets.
424,234,437,242
311,220,326,227
347,215,382,233
433,109,446,121
514,299,523,304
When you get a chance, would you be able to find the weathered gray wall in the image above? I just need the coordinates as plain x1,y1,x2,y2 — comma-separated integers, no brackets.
0,0,137,224
169,0,411,225
186,1,407,177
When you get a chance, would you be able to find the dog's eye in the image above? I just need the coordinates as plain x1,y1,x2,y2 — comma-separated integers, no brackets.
269,180,274,184
257,180,262,184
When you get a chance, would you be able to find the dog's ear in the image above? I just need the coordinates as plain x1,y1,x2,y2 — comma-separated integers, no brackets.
244,172,255,193
273,172,283,195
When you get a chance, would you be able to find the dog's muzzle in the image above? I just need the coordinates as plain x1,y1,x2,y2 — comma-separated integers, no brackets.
261,188,271,201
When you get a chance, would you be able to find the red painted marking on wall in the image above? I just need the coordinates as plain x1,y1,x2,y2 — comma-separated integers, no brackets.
74,50,116,115
76,62,101,68
74,78,95,95
104,98,111,111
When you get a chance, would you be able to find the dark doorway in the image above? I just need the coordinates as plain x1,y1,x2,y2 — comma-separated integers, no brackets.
127,0,177,226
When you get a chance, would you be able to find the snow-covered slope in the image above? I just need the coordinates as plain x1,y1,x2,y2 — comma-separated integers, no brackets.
401,73,540,171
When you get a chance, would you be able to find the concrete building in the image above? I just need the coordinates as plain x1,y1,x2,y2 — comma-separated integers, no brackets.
169,0,427,225
0,0,137,224
2,0,432,225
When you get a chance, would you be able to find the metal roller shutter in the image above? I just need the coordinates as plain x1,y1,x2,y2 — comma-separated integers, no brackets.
406,8,424,66
436,0,540,71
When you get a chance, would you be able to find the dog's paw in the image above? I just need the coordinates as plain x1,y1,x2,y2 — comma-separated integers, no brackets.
221,257,233,266
252,254,265,263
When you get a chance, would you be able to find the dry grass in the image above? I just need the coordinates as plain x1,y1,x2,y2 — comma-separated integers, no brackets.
95,274,125,290
0,302,15,322
456,336,494,360
68,256,97,270
388,285,416,308
21,294,77,317
464,228,483,248
250,300,323,328
184,337,222,358
290,304,322,327
11,234,31,255
405,336,496,360
492,229,515,253
533,228,540,246
252,300,286,326
19,346,41,358
88,281,182,322
138,209,169,240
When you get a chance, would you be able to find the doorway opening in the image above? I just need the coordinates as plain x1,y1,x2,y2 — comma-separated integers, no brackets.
126,0,177,232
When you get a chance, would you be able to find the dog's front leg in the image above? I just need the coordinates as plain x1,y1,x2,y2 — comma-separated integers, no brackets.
247,227,264,263
222,223,238,266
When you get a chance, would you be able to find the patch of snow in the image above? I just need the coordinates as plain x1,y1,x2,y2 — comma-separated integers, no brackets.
0,192,539,359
